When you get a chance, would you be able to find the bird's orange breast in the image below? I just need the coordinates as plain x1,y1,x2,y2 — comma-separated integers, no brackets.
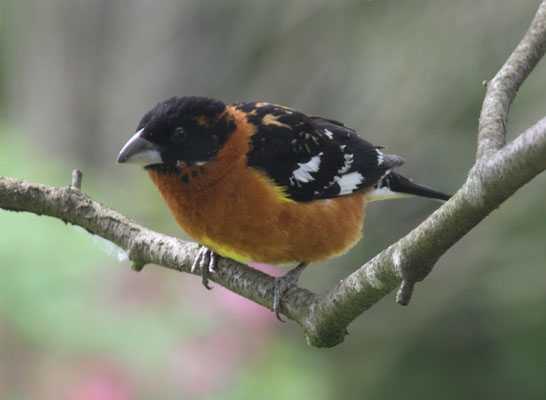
146,107,368,264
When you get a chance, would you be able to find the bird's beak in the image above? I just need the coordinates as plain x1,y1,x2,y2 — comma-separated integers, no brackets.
117,128,163,166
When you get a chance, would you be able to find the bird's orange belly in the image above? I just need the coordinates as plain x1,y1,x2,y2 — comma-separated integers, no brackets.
199,193,367,264
147,168,368,265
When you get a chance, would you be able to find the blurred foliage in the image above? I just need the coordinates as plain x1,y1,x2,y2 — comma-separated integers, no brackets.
1,0,545,399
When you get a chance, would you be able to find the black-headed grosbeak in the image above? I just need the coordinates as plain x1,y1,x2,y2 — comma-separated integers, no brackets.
117,96,450,319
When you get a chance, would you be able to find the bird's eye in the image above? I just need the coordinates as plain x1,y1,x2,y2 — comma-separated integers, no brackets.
171,127,186,144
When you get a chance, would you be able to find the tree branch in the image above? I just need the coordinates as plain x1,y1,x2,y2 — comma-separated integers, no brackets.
302,115,546,346
1,2,545,347
0,174,316,321
477,1,546,160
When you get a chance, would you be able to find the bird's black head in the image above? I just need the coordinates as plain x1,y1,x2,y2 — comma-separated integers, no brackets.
117,96,235,171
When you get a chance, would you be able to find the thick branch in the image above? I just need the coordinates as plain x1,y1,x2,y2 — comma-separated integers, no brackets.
477,1,546,160
301,116,546,346
0,176,316,321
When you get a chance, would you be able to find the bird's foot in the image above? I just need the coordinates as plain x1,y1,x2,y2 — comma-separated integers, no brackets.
191,246,218,290
268,262,307,322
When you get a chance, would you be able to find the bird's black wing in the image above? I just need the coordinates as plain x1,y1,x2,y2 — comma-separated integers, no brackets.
236,102,403,202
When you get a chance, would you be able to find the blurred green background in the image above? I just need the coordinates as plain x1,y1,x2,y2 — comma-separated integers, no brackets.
1,1,545,399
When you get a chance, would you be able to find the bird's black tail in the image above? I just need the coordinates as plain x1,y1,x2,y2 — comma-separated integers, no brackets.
370,172,451,202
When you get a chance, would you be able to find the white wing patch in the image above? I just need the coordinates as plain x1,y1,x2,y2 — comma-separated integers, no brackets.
291,152,323,183
335,171,365,195
376,148,385,166
337,153,354,174
324,129,334,139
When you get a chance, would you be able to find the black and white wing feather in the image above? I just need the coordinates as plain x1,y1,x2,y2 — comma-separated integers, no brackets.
238,102,404,202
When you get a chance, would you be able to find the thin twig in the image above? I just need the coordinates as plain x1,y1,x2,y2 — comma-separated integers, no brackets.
71,169,83,189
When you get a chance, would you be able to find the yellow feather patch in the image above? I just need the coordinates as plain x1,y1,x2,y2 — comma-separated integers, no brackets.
272,184,296,204
248,167,296,204
200,235,251,263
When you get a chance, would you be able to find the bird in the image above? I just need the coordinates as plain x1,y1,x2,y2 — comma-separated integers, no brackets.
117,96,450,320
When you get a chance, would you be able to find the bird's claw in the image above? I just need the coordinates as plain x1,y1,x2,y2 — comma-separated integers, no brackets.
270,280,289,322
191,246,218,290
267,262,307,322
